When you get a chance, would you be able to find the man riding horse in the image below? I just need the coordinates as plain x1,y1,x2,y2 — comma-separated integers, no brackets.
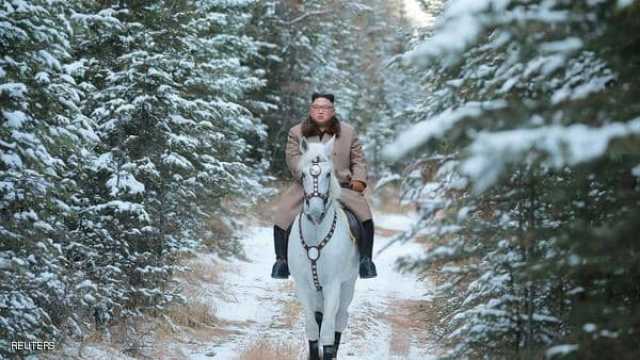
271,92,378,280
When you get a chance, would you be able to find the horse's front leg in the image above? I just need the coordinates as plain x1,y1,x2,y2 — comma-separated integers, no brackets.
333,278,356,356
302,306,321,360
295,282,322,360
319,282,341,358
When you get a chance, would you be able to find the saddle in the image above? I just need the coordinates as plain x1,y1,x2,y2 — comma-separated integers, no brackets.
286,206,363,244
342,207,364,244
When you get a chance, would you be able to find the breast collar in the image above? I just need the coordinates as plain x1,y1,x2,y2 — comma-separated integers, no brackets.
298,208,337,292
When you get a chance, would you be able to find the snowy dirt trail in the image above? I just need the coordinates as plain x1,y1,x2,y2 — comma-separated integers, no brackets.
177,210,441,360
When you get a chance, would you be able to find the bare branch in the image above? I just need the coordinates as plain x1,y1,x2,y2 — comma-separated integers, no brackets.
288,10,332,25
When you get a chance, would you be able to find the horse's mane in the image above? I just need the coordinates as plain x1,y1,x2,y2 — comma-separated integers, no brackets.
298,142,342,203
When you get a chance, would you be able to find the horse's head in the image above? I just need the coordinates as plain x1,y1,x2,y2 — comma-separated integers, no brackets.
298,135,341,225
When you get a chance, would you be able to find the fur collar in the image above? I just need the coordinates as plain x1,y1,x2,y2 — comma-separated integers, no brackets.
301,115,341,139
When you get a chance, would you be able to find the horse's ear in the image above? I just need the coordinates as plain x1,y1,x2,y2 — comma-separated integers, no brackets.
324,135,336,156
300,137,308,153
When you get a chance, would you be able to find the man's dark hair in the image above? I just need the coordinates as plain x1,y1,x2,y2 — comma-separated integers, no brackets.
311,92,335,103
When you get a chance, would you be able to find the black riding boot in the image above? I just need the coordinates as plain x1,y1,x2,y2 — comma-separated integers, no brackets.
359,220,378,278
271,225,290,279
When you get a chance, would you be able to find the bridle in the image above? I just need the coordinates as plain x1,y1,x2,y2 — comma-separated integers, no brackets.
301,156,332,224
299,155,337,292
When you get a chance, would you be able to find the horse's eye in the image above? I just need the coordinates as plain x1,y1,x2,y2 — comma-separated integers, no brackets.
326,173,330,178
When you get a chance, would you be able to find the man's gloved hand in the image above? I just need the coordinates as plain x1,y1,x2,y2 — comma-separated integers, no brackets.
351,180,366,193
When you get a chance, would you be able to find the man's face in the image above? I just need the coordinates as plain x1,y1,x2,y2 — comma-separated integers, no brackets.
309,97,335,125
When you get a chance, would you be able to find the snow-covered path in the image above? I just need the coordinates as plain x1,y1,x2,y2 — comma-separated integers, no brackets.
179,211,439,360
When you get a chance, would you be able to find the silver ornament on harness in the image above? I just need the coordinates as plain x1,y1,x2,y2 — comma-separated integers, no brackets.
306,246,320,261
310,164,321,176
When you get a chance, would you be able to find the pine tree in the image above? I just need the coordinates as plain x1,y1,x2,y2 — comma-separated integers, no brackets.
69,0,272,328
384,0,640,358
0,1,273,353
249,0,377,176
0,0,97,354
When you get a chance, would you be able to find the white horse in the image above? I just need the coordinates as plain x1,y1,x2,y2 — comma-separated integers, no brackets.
288,135,359,360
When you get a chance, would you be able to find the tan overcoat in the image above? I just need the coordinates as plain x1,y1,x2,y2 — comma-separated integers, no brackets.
273,121,373,230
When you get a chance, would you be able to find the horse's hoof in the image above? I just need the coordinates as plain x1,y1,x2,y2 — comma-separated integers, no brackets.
322,345,336,359
271,259,290,279
308,340,320,360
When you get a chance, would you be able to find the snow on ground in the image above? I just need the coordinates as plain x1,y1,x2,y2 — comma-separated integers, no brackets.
180,210,439,359
48,211,439,359
372,210,417,233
